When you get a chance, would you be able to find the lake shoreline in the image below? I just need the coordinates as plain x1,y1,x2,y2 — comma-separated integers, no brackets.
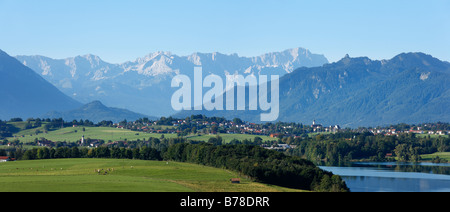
319,161,450,192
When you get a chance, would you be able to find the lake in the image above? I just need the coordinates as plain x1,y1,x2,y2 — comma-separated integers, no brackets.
319,162,450,192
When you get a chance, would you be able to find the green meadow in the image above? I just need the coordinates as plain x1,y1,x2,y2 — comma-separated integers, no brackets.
12,126,177,143
420,152,450,161
0,158,304,192
9,125,274,144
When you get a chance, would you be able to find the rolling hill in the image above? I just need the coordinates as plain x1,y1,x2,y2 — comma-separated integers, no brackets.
0,158,303,192
43,100,154,123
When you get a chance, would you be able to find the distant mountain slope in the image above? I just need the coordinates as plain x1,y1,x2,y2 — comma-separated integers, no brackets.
0,49,81,120
176,52,450,127
278,52,450,127
43,100,154,123
16,47,328,117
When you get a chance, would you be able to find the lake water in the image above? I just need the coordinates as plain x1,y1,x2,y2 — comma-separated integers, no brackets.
319,162,450,192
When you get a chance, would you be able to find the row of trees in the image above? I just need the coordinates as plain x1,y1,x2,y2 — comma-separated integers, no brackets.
287,132,450,164
163,143,349,192
11,146,162,161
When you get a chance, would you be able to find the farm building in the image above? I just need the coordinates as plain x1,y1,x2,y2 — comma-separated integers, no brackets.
0,156,15,162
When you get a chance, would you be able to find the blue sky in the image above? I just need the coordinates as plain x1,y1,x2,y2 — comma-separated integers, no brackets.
0,0,449,63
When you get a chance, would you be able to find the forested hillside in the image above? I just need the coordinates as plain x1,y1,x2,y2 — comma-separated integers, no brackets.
164,143,349,192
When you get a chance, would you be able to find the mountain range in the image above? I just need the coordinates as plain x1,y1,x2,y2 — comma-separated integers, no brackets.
0,49,81,120
3,48,449,128
0,50,155,122
43,100,154,123
15,47,328,117
176,52,450,127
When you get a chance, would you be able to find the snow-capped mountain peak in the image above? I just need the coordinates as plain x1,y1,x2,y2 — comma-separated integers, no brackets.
15,47,329,116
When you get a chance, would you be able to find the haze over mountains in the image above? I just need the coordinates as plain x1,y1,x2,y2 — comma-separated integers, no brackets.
0,50,154,122
176,52,450,127
279,52,449,127
2,47,449,128
15,47,328,117
43,100,153,123
0,49,81,120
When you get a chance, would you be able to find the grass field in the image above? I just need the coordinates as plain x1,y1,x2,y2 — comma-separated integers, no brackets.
9,125,275,144
420,152,450,162
0,158,305,192
11,126,179,143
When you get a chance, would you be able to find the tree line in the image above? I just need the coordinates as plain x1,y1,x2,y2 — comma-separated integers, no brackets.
286,131,449,164
8,145,162,161
163,143,349,192
2,141,349,192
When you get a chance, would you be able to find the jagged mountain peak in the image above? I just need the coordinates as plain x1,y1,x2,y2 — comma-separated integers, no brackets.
328,54,374,68
77,54,103,62
134,51,175,63
187,51,230,62
16,47,329,117
182,51,450,127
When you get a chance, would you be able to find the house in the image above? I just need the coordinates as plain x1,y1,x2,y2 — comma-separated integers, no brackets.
409,129,424,134
269,133,279,138
0,156,15,162
262,144,297,151
311,120,322,132
90,141,101,147
230,178,240,183
332,125,341,132
37,139,54,147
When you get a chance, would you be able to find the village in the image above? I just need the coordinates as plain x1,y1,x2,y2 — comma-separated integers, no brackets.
119,117,449,138
115,118,343,136
2,116,448,152
1,117,449,168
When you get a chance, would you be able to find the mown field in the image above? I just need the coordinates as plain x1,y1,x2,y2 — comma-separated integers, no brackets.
11,126,175,143
0,158,304,192
420,152,450,161
8,125,274,144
